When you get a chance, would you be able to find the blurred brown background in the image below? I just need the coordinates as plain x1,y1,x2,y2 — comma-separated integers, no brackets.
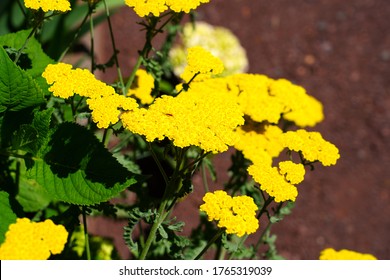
89,0,390,259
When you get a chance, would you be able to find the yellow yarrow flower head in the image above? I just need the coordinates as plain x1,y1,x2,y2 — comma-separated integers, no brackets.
87,94,138,129
200,190,259,237
24,0,71,12
233,124,285,165
0,218,68,260
282,129,340,166
227,74,285,124
165,0,210,13
121,78,243,153
180,46,224,82
125,0,210,17
43,63,139,128
127,69,155,105
169,21,248,77
43,63,116,99
224,74,323,127
278,161,305,184
319,248,377,260
124,0,168,17
269,79,324,127
248,162,299,203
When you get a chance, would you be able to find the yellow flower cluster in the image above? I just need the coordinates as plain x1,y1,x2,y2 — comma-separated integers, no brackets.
282,129,340,166
42,63,138,128
121,78,244,153
247,163,299,203
226,74,324,127
319,248,377,260
0,218,68,260
233,124,284,166
169,21,248,77
269,79,324,127
180,46,224,82
200,190,259,237
24,0,71,12
125,0,210,17
278,161,305,184
127,69,155,105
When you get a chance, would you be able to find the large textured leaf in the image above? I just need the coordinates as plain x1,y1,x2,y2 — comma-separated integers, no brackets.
16,160,52,213
27,122,137,205
0,191,18,244
0,29,55,93
0,46,44,113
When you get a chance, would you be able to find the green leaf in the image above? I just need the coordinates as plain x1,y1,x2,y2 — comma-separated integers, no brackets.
31,108,53,155
0,46,44,113
0,29,55,93
26,122,137,205
11,124,38,153
0,191,18,244
16,161,52,212
158,225,168,239
123,207,156,258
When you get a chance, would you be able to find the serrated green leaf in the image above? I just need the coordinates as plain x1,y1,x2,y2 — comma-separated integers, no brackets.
0,46,44,113
0,191,18,244
31,108,53,155
26,122,137,205
0,29,55,93
124,207,156,257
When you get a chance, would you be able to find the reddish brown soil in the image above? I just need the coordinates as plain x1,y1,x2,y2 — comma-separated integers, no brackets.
89,0,390,259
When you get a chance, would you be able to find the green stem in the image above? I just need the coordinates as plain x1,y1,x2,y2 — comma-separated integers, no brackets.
89,9,95,73
124,54,143,93
194,229,224,260
250,221,272,260
102,128,112,147
138,199,169,260
57,11,89,62
148,143,169,186
102,0,125,95
228,235,248,260
82,207,91,260
13,26,38,64
201,161,209,193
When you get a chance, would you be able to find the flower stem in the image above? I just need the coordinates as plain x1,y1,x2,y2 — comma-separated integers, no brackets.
82,207,91,260
201,161,209,193
89,8,95,73
194,228,224,260
58,11,89,62
138,199,169,260
13,26,38,64
148,143,169,186
102,0,125,95
124,54,143,93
